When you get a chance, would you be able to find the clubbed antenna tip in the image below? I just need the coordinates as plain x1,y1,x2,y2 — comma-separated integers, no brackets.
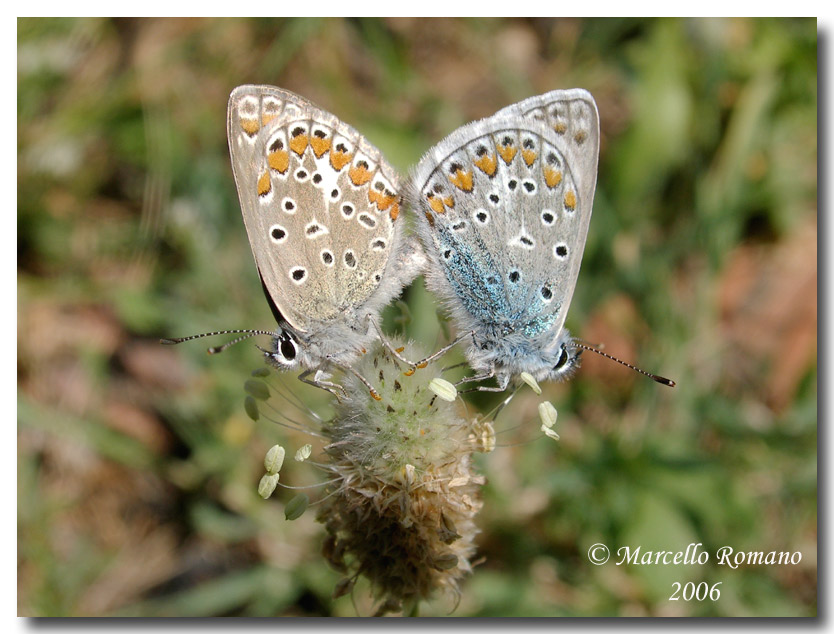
573,342,676,387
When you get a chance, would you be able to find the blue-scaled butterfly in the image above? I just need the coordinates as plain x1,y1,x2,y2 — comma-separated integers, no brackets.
406,89,674,391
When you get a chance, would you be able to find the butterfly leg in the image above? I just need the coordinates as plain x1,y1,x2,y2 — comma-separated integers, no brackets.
455,369,511,393
298,369,347,400
454,369,495,387
367,316,422,369
411,330,477,370
326,357,383,402
417,330,475,368
369,317,476,375
472,384,509,393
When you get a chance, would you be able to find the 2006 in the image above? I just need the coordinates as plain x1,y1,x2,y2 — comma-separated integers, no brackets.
670,582,722,601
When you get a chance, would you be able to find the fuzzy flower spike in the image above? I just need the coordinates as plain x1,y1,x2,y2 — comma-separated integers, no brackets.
315,340,487,615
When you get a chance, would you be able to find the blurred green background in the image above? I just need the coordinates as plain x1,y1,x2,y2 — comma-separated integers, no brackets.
17,17,816,616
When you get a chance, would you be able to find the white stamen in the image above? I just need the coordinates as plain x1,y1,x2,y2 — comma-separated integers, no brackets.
429,377,458,402
264,444,286,474
295,444,312,462
538,401,558,429
520,372,542,395
258,473,280,499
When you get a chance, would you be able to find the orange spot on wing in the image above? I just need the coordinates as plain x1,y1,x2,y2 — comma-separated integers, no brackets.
261,113,278,126
449,168,474,192
424,211,435,227
371,391,382,401
404,368,416,376
522,149,537,167
574,130,588,144
497,144,517,165
474,154,497,176
389,201,400,221
330,150,352,171
564,190,577,210
289,134,308,156
553,122,567,134
395,347,405,353
240,118,259,137
442,196,455,209
369,191,385,207
416,361,428,369
544,167,563,189
268,150,289,174
369,190,397,211
348,164,373,186
427,194,445,215
257,171,271,197
310,137,331,158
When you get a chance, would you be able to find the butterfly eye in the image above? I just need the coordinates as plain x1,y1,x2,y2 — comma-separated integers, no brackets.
269,331,299,368
280,335,297,361
552,346,570,371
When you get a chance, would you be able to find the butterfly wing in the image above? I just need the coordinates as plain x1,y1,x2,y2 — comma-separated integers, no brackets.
494,88,600,282
409,92,598,346
227,85,404,333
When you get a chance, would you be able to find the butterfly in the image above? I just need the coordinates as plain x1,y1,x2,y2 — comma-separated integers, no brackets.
407,89,674,391
164,85,423,398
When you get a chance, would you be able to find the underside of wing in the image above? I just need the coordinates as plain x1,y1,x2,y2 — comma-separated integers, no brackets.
409,116,593,342
228,85,404,332
494,88,600,238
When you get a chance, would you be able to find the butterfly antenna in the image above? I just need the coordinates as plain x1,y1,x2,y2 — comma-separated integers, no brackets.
572,342,676,387
160,329,275,355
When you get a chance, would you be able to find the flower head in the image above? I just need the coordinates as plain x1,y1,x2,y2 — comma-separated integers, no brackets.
316,341,486,614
